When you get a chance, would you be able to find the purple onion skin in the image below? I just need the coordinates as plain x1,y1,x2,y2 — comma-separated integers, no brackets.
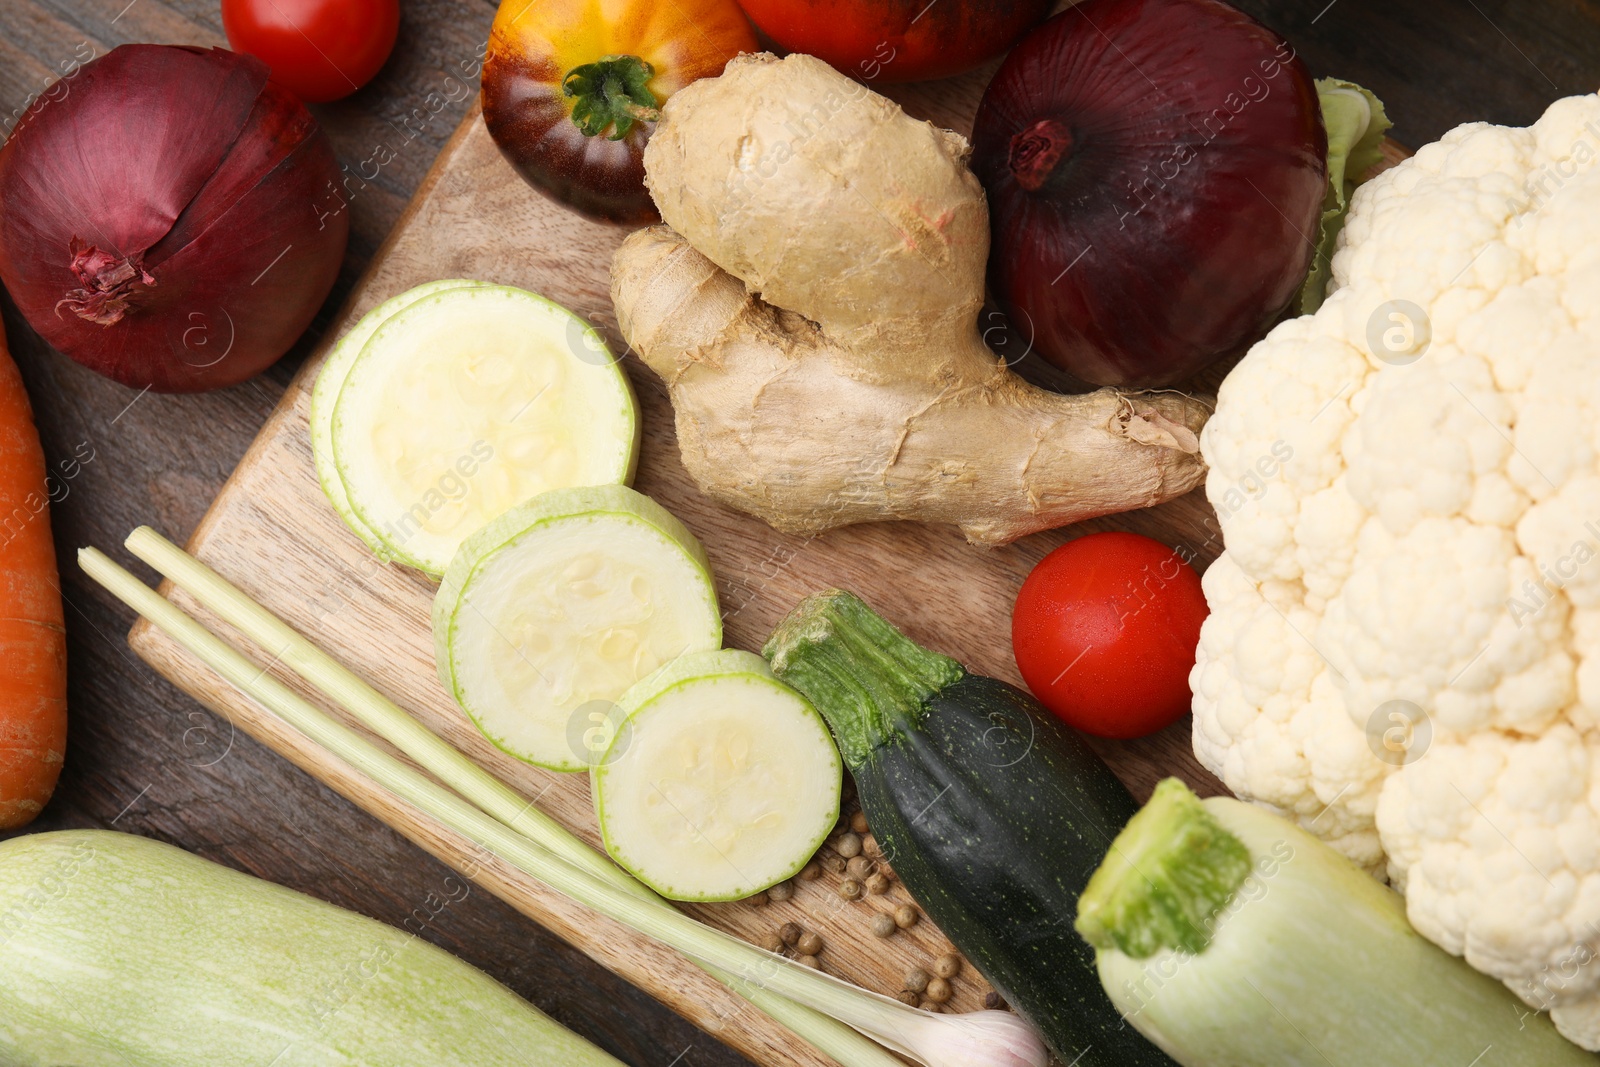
0,45,348,393
971,0,1328,389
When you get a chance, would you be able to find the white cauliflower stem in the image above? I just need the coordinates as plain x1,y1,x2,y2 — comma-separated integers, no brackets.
1193,93,1600,1046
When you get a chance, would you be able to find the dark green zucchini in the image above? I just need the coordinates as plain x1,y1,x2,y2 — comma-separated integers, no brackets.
764,589,1175,1067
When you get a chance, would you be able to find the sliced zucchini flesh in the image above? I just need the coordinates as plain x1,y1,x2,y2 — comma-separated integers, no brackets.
434,485,721,771
311,280,486,553
594,650,842,902
332,285,639,575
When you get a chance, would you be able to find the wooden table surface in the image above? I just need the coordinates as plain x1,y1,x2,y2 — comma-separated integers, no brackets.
1,2,1596,1064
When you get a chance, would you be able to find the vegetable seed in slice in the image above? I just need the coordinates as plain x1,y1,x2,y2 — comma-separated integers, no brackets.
433,485,721,771
332,284,640,575
311,279,486,552
593,650,842,902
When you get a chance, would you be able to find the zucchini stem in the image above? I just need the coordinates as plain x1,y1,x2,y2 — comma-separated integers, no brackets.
762,590,963,765
1074,778,1252,959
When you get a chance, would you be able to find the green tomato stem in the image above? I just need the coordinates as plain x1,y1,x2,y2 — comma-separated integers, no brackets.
562,55,661,140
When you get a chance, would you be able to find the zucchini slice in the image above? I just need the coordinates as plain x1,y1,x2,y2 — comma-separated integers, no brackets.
593,650,842,902
311,280,487,553
433,485,722,771
331,285,640,575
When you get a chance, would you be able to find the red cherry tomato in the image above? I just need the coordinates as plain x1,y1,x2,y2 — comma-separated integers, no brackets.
733,0,1052,83
1012,532,1209,740
222,0,400,103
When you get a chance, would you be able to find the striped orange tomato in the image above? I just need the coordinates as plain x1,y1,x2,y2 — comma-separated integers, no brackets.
482,0,757,224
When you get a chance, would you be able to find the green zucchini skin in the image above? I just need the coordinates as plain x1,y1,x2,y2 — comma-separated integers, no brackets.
0,830,624,1067
861,675,1173,1067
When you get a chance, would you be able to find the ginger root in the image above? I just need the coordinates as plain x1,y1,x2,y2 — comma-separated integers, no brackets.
610,53,1210,546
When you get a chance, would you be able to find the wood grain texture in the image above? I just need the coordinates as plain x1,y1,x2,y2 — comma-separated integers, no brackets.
1,2,1598,1066
119,85,1076,1067
116,61,1421,1067
0,3,728,1064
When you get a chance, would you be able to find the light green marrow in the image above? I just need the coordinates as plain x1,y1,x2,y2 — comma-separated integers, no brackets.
594,650,842,901
433,484,722,771
1078,779,1593,1067
0,830,623,1067
331,284,640,576
311,280,487,553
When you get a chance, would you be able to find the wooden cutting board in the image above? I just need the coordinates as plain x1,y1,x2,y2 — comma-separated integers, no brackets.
125,61,1403,1067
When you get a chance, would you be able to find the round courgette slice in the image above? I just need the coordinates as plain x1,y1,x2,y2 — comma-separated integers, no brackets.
433,485,721,771
592,649,842,901
311,280,487,553
332,285,640,576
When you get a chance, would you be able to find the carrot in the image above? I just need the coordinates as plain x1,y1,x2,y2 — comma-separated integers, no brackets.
0,320,65,828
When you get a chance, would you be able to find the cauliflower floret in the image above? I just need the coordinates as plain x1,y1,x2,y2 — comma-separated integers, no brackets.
1343,354,1512,534
1196,92,1600,1047
1191,555,1388,866
1376,728,1600,1046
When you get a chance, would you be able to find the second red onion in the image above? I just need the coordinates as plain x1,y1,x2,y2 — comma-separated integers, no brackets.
971,0,1328,388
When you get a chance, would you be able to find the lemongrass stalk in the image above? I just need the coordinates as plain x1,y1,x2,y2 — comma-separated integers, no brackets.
123,529,637,896
120,531,894,1067
83,547,1048,1067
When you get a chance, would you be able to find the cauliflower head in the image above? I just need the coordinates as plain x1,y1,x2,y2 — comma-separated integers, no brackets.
1194,92,1600,1046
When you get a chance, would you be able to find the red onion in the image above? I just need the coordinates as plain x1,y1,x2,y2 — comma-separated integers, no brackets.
970,0,1328,388
0,45,347,392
